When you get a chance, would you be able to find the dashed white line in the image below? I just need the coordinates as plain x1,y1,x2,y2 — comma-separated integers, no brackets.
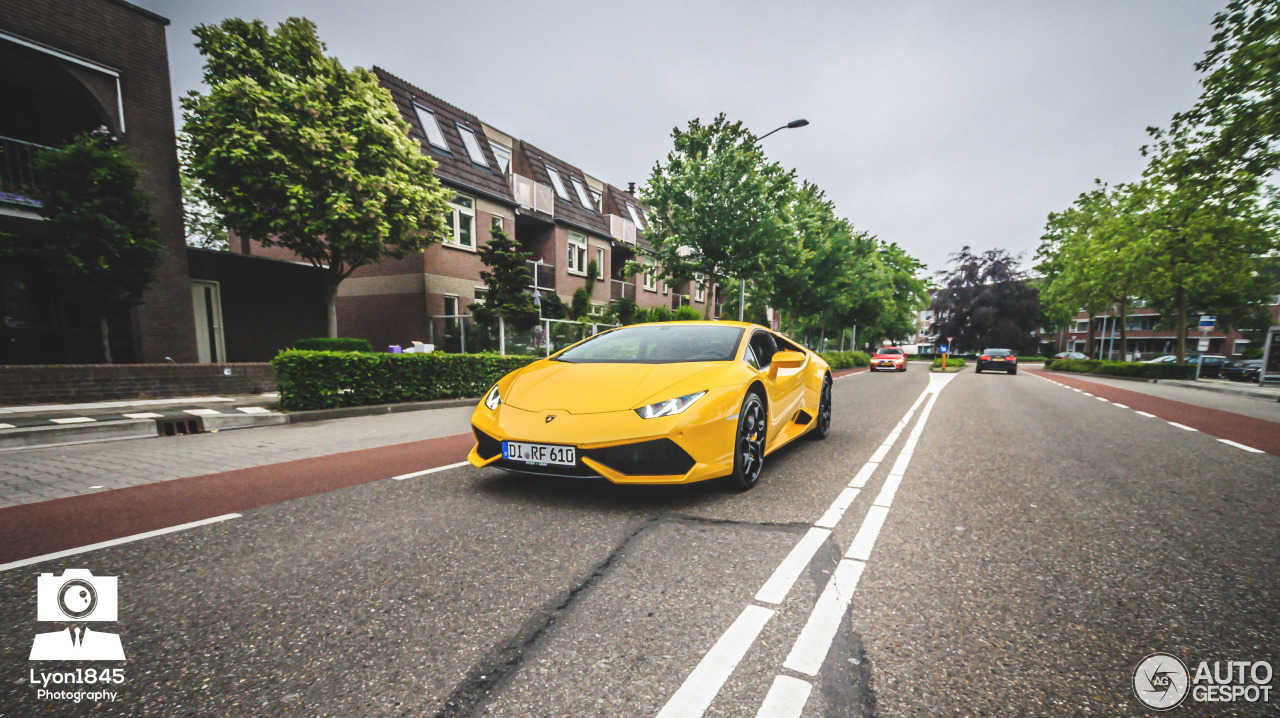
846,505,890,561
391,461,471,480
755,676,812,718
849,461,878,488
872,474,903,508
814,488,860,529
1168,422,1197,432
0,423,14,429
1112,403,1128,409
1095,396,1108,402
755,528,832,605
1218,439,1264,453
783,559,866,676
49,416,95,424
0,514,242,572
1135,410,1156,418
656,605,775,718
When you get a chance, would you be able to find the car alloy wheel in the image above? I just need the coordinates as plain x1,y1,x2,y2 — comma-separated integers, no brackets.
811,375,832,440
730,392,766,490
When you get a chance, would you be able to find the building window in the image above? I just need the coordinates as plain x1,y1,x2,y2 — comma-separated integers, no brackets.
490,142,511,173
694,275,705,302
571,177,594,211
456,124,488,167
545,166,570,200
413,104,449,151
589,303,604,318
474,288,488,304
1271,294,1280,306
643,263,657,291
491,215,503,235
443,295,459,316
449,194,474,248
590,189,602,213
626,203,644,230
567,232,588,275
1072,320,1088,333
595,247,606,279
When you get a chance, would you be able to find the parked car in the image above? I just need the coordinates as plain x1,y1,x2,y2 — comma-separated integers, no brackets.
1144,355,1179,364
1222,359,1262,382
976,348,1018,374
1053,351,1087,360
1192,355,1227,378
869,346,907,372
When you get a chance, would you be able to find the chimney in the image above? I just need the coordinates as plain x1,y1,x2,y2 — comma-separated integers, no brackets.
627,182,636,195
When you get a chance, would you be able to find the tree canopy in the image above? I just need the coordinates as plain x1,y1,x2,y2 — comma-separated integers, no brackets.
930,247,1039,354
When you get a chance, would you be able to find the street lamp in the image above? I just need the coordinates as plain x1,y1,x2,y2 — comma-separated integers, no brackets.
740,118,809,321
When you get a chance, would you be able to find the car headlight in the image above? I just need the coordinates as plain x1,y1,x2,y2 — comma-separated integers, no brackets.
484,385,501,410
635,391,706,419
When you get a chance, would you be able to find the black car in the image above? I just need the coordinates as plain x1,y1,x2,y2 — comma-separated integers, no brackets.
1222,359,1263,382
1193,354,1227,378
976,348,1018,374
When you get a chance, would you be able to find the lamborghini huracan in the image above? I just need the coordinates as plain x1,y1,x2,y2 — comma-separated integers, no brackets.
467,321,833,490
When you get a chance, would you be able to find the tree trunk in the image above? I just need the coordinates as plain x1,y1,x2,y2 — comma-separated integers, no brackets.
1175,286,1187,363
326,282,339,338
1118,298,1128,361
100,314,113,364
1086,310,1097,358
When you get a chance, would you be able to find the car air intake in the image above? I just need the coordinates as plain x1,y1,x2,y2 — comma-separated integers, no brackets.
586,439,696,476
473,426,502,460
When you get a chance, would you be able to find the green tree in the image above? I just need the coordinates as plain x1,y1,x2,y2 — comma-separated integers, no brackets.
571,288,591,320
469,228,539,331
181,17,451,337
12,131,164,362
642,113,794,319
931,247,1040,354
177,131,228,250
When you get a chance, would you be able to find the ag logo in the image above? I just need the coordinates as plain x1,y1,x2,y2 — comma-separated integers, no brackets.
1134,652,1189,710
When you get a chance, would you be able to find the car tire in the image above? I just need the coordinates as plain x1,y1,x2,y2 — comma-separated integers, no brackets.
1009,368,1017,375
869,366,876,372
975,367,982,373
810,374,832,440
728,391,767,491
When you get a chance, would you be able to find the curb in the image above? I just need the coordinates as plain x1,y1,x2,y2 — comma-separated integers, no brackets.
281,397,478,424
0,419,157,452
1040,370,1280,402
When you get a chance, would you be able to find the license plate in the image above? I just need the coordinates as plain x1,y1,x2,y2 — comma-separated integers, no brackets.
991,357,1004,361
502,441,576,466
879,361,895,366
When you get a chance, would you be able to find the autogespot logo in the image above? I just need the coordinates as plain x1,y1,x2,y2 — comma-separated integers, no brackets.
1134,653,1190,710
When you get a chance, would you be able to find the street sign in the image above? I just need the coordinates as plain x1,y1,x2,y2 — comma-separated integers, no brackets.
1197,337,1210,352
1199,315,1216,330
939,345,948,354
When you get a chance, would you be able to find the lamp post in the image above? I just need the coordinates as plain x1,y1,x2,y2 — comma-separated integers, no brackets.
740,118,809,321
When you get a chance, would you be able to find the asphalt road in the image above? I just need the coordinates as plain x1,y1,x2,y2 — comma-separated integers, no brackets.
0,365,1276,717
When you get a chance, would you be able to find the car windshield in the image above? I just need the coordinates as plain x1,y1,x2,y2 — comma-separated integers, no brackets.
983,348,1012,355
553,325,745,363
875,348,901,355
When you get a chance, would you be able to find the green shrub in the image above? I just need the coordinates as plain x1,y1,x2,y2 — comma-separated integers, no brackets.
1047,358,1197,380
673,305,703,321
272,350,539,410
932,357,966,369
818,351,870,370
291,337,375,352
571,288,591,319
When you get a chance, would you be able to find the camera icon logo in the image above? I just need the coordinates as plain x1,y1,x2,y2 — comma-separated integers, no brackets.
29,569,125,661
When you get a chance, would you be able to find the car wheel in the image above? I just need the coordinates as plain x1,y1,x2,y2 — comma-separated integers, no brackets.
975,367,982,373
1009,368,1017,375
869,366,876,372
729,392,767,490
810,374,832,440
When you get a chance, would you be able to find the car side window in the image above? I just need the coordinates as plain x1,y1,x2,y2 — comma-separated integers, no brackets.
749,331,777,368
744,344,760,370
773,335,803,354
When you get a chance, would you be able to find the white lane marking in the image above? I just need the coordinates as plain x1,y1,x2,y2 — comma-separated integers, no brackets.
873,474,903,508
755,528,832,605
184,408,223,416
1095,396,1108,402
123,412,163,419
391,461,471,480
236,407,273,414
814,488,860,529
868,442,893,464
849,461,878,488
88,485,103,489
0,514,242,572
1168,422,1197,432
1072,388,1082,392
656,605,775,718
1135,411,1156,418
755,676,812,718
1112,403,1128,409
834,371,868,380
1219,439,1264,453
846,505,890,561
0,423,14,429
782,559,866,676
50,417,95,424
1082,392,1093,397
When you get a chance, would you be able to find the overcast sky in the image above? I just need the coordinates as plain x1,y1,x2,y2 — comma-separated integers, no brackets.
135,0,1222,274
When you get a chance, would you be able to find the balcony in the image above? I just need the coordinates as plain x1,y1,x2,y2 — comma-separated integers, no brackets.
527,260,555,292
610,278,636,301
510,173,554,216
0,136,48,208
608,214,636,245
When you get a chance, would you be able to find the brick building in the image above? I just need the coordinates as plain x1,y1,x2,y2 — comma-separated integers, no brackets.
0,0,197,364
235,67,717,351
1047,298,1280,359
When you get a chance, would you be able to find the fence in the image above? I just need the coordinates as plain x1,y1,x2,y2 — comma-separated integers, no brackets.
0,135,47,207
428,315,619,356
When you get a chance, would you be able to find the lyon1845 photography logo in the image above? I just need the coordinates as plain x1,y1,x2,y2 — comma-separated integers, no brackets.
25,569,127,705
1134,652,1273,711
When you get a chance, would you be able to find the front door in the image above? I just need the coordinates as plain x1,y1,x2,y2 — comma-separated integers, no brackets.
191,280,226,363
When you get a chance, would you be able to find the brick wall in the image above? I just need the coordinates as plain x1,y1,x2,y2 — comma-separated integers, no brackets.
0,363,276,406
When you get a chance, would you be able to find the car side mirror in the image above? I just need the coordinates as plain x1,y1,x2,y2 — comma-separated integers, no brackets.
769,350,806,380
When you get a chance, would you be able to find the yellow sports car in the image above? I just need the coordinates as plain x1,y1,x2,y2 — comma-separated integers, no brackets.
468,321,832,490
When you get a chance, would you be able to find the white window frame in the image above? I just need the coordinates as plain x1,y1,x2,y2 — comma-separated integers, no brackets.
489,141,511,173
590,189,603,213
455,123,489,167
571,177,594,211
545,165,570,200
626,203,644,230
694,275,705,302
589,302,605,318
443,295,459,316
448,193,475,250
595,247,606,280
413,104,449,151
567,231,588,275
643,262,657,291
473,287,488,304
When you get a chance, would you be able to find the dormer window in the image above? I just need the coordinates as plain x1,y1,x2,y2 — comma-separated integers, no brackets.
570,177,594,212
413,104,449,151
490,142,511,173
590,189,602,212
545,165,570,200
456,124,488,167
626,203,644,230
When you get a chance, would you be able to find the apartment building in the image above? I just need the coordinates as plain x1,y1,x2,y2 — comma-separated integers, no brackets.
236,68,717,351
1048,296,1280,359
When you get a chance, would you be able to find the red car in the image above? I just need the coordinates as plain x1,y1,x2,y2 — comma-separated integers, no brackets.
869,346,907,372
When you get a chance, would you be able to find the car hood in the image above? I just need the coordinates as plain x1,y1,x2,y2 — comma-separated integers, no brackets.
503,361,723,414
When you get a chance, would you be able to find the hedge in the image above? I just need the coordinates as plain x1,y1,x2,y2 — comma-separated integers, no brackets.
932,357,966,369
1045,358,1197,380
291,337,375,353
819,351,870,370
272,350,539,410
